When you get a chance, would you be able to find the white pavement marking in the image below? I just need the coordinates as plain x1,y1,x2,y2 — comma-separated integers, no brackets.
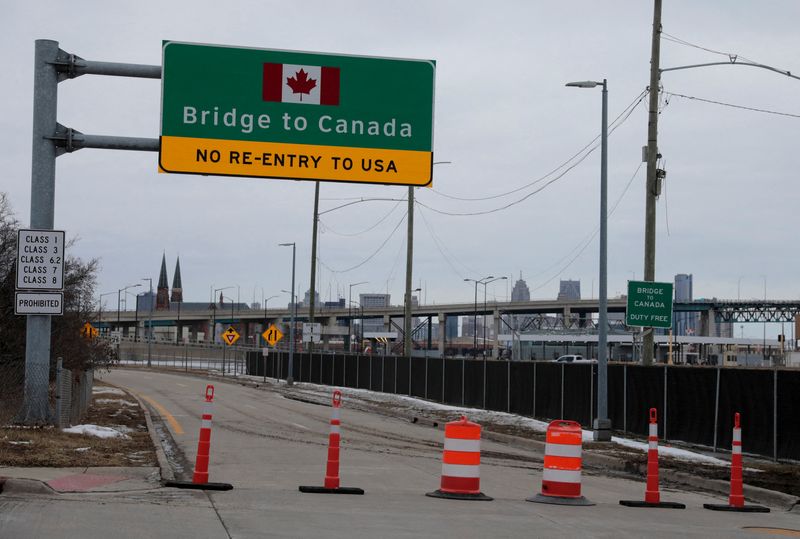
291,422,309,430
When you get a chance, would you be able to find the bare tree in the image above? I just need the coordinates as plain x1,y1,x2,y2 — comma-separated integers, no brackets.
0,193,116,424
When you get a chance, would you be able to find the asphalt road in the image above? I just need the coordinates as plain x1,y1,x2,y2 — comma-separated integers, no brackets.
2,368,798,538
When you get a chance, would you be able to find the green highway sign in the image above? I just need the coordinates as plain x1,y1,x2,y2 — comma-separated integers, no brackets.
626,280,674,328
160,42,435,186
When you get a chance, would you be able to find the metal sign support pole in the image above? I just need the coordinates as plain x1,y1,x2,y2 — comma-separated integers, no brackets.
20,40,161,423
20,40,59,423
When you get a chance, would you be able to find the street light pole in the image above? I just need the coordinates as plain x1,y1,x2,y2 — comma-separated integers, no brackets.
465,276,493,356
98,291,115,335
566,78,611,441
482,277,507,357
348,281,367,353
212,286,234,345
142,278,153,368
262,293,278,346
762,275,767,363
280,242,296,385
117,283,141,337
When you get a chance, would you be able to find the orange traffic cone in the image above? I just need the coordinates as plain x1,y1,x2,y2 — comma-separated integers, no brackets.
299,390,364,494
703,413,769,513
426,416,492,501
620,408,684,508
165,385,232,491
527,419,593,506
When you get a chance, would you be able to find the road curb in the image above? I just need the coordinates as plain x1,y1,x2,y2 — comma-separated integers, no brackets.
0,477,56,496
114,384,175,482
665,469,799,511
121,368,800,511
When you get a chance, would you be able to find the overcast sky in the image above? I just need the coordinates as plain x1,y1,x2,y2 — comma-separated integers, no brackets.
2,1,798,337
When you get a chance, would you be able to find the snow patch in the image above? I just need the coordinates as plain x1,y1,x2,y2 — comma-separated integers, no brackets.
284,380,734,467
63,424,129,439
95,398,137,407
92,387,126,396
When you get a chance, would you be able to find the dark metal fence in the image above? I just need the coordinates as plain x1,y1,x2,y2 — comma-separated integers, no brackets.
248,351,799,461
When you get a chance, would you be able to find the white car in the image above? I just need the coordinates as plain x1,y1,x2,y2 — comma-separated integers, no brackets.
554,355,597,363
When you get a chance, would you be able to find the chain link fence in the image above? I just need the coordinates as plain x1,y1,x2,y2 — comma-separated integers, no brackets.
0,354,26,425
1,355,93,427
55,359,93,428
116,340,248,376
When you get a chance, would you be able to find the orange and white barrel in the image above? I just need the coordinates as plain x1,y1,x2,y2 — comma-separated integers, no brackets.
528,419,593,506
426,416,492,501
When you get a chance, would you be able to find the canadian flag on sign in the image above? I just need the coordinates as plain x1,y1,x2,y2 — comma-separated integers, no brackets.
263,63,340,105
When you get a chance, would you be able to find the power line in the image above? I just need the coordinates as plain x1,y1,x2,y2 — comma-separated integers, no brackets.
416,206,476,280
416,93,647,217
429,89,649,202
661,32,758,64
318,211,408,274
531,161,644,292
663,90,800,119
320,199,403,237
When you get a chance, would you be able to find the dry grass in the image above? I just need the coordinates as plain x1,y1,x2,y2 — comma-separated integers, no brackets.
0,382,157,467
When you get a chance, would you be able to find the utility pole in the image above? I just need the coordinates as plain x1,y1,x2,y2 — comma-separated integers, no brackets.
643,0,663,366
309,182,319,326
309,182,319,353
404,186,414,357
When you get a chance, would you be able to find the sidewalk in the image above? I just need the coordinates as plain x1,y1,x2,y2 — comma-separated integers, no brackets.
0,466,161,495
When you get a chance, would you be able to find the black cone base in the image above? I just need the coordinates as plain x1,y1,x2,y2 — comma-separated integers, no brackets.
703,503,770,513
620,500,686,509
527,493,594,506
426,489,493,501
164,480,233,491
299,485,364,495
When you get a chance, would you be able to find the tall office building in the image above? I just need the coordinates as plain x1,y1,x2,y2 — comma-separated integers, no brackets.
557,280,581,301
359,293,390,334
511,276,530,302
445,316,459,339
674,273,699,336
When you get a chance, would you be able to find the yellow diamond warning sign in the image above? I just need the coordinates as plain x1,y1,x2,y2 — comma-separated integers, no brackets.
81,322,99,340
262,324,283,347
223,326,240,346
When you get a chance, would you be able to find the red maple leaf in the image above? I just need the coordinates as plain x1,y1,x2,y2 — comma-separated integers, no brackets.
286,69,317,100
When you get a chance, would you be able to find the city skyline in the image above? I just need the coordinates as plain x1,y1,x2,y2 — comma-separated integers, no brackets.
3,2,798,343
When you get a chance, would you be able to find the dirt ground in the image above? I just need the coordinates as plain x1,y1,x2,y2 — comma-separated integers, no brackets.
338,389,800,498
490,421,800,498
0,381,157,467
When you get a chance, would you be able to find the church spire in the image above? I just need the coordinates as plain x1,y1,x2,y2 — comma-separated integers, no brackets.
171,257,183,302
156,253,170,310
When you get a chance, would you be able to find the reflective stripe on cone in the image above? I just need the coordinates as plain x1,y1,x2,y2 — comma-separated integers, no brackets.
299,390,364,495
620,408,685,509
703,412,769,513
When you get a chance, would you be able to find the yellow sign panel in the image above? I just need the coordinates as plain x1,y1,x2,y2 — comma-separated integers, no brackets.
223,326,240,346
81,322,99,340
159,136,432,186
262,324,283,347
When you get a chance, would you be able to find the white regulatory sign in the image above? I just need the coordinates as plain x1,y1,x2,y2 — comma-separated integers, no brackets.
302,322,322,343
16,229,66,290
15,292,64,315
